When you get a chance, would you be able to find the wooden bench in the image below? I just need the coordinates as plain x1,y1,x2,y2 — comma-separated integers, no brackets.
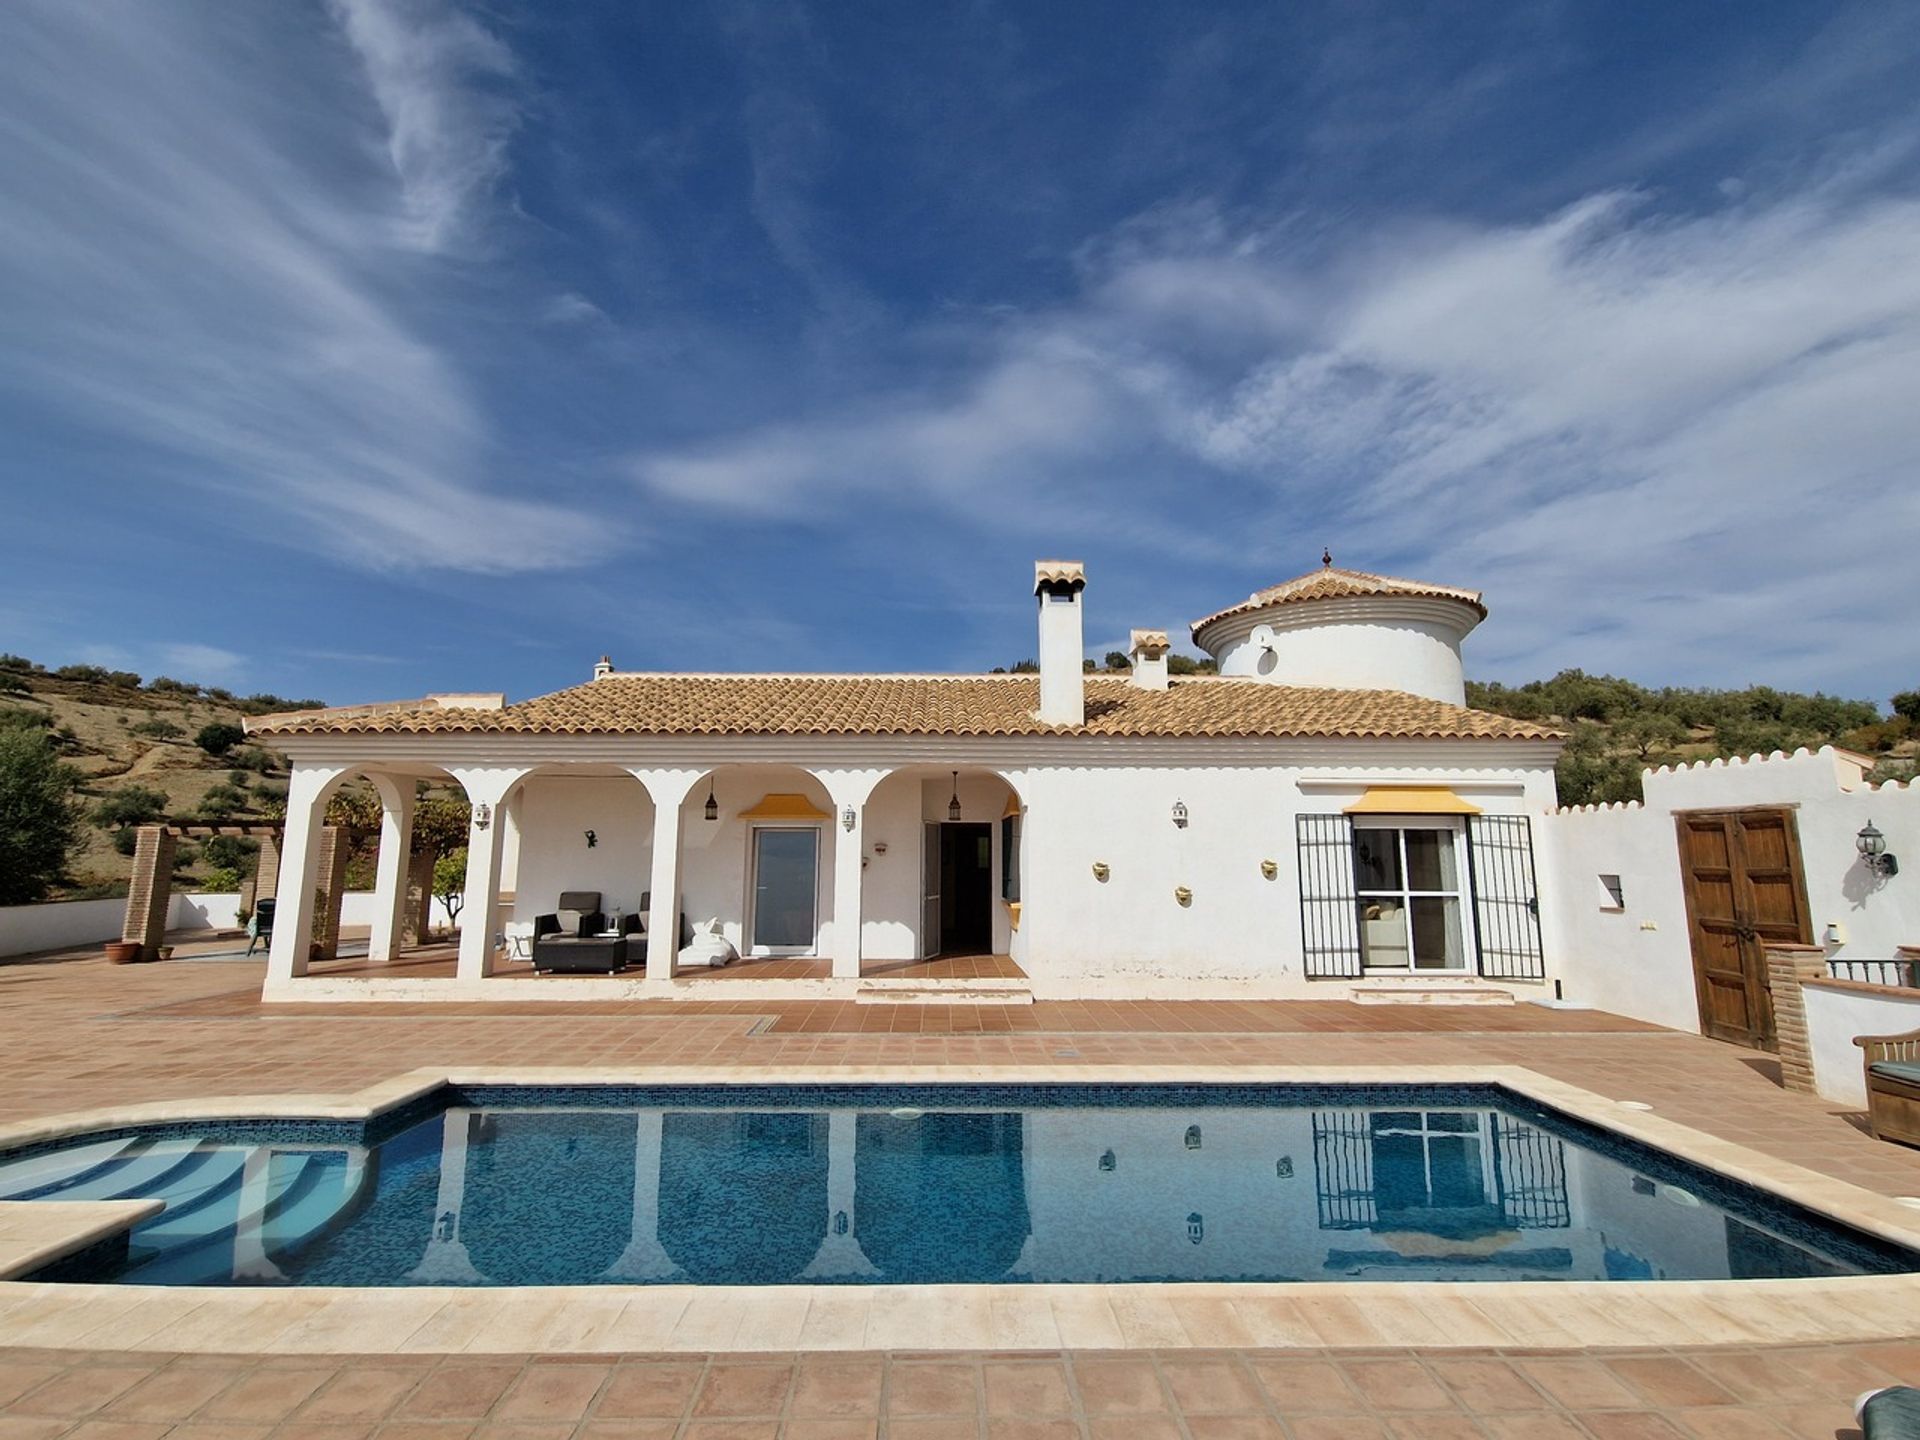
1855,1026,1920,1148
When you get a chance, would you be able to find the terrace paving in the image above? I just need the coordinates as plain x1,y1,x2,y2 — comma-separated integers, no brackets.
2,935,1917,1435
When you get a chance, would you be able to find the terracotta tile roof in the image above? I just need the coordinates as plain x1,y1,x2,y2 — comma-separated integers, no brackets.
250,674,1559,742
1190,566,1488,638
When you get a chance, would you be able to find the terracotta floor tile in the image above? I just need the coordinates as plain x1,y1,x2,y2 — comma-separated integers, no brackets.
1341,1359,1456,1413
1425,1358,1550,1414
296,1368,427,1421
1667,1409,1792,1439
491,1365,610,1423
986,1420,1083,1440
788,1361,885,1418
593,1362,707,1419
1513,1358,1639,1411
1158,1359,1265,1415
1247,1358,1364,1415
982,1361,1074,1417
1289,1416,1392,1440
1601,1358,1737,1410
194,1368,336,1424
691,1364,796,1420
394,1365,523,1421
679,1422,784,1440
885,1364,978,1418
1573,1412,1692,1440
781,1420,879,1440
1071,1360,1168,1415
1382,1416,1490,1440
1087,1417,1182,1440
6,1365,156,1418
884,1420,978,1440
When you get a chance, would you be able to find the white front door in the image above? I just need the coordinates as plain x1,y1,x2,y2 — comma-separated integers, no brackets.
749,827,819,953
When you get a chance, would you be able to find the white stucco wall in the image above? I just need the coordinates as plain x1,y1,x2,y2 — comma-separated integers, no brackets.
1802,981,1920,1108
1013,759,1559,995
1199,598,1477,707
1541,748,1918,1034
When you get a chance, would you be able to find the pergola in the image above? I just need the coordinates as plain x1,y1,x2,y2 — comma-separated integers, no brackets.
119,819,432,964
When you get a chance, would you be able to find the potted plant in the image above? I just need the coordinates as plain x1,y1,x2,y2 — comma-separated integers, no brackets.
103,941,143,964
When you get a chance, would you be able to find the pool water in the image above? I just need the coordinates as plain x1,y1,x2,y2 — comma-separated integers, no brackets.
2,1084,1911,1286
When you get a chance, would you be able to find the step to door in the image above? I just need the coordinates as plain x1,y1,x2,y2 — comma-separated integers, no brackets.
1347,979,1516,1006
854,984,1035,1006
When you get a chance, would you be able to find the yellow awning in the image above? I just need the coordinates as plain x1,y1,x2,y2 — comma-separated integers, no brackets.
1344,786,1482,815
738,792,832,821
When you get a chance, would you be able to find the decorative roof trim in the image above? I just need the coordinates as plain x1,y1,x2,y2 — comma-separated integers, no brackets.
1190,566,1488,642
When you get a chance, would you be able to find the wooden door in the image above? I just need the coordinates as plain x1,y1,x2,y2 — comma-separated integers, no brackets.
1675,808,1812,1050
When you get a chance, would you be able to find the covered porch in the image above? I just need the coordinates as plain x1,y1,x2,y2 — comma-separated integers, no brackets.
262,757,1031,1002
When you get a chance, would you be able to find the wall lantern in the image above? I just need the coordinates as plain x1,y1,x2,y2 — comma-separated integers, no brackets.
1185,1124,1203,1150
472,804,492,831
1275,1155,1294,1179
1858,820,1900,877
703,784,719,822
947,771,963,822
1171,799,1189,828
1187,1212,1204,1244
841,804,856,832
584,829,597,849
1174,885,1193,906
1098,1149,1116,1173
1091,862,1110,881
1260,859,1278,880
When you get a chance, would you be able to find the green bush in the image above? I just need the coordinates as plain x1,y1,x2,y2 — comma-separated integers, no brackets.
194,722,247,756
130,718,183,739
198,867,242,893
196,784,249,819
0,726,83,904
91,785,169,829
201,834,259,873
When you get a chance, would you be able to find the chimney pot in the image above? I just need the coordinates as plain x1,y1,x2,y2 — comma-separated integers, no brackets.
1129,629,1170,690
1033,560,1087,726
593,656,614,681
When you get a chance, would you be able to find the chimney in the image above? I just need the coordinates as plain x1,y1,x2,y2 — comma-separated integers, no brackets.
593,655,613,681
1033,560,1086,726
1129,629,1170,691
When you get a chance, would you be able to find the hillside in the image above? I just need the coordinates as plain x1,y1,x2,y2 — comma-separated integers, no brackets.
0,657,319,897
1467,670,1919,806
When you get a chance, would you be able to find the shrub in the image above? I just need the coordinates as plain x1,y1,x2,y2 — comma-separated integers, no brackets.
91,785,168,830
130,718,183,739
146,676,201,697
201,834,258,874
227,768,252,788
1895,690,1920,725
194,722,247,757
0,726,83,904
434,848,468,927
53,664,111,684
196,784,249,819
198,866,242,893
0,707,51,732
229,745,280,774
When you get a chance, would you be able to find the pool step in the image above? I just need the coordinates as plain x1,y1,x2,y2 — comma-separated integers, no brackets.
855,982,1034,1006
1347,978,1516,1005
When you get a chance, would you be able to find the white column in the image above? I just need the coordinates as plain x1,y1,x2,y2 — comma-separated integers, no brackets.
816,769,888,980
600,1109,679,1281
366,775,417,964
409,1110,485,1283
631,769,701,982
265,764,345,985
449,767,530,983
802,1109,876,1278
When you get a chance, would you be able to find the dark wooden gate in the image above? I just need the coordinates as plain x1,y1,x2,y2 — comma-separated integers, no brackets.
1674,808,1812,1050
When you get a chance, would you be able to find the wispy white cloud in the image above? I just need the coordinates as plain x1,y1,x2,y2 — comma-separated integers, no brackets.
0,0,605,574
326,0,520,256
156,643,247,681
542,291,610,326
631,167,1920,689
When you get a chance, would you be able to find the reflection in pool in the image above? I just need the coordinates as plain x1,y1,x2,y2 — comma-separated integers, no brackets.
0,1085,1909,1286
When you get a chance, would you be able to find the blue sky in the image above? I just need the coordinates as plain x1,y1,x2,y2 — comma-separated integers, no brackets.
2,2,1917,707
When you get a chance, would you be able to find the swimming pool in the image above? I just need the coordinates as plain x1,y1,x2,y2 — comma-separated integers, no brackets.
2,1083,1912,1286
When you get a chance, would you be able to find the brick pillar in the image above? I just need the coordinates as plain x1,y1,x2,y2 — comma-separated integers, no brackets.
1766,943,1829,1094
312,826,350,962
241,833,281,921
122,826,176,961
404,849,436,946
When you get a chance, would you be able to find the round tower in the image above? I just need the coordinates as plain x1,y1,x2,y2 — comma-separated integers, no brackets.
1189,561,1485,705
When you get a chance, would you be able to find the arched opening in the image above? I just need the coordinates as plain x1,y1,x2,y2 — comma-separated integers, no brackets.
858,766,1025,967
657,1110,829,1282
457,1111,636,1285
854,1110,1029,1282
677,764,838,960
503,764,656,971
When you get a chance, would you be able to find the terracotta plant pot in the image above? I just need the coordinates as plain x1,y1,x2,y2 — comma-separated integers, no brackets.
156,946,175,962
103,941,144,965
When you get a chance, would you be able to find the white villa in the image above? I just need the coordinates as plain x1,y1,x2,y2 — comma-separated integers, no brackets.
249,560,1564,1002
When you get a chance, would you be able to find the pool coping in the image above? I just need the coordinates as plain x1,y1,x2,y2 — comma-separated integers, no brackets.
2,1063,1918,1354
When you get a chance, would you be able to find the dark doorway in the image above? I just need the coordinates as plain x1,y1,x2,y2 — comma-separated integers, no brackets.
940,822,993,954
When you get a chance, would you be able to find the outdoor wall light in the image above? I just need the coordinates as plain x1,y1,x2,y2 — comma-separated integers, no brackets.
1275,1155,1294,1179
1187,1212,1204,1244
947,771,963,822
1260,859,1278,880
1091,862,1110,881
1859,820,1900,877
841,805,856,832
584,829,597,849
472,804,492,831
1099,1149,1116,1173
1171,799,1189,828
703,784,718,822
1185,1124,1203,1150
1174,885,1192,906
